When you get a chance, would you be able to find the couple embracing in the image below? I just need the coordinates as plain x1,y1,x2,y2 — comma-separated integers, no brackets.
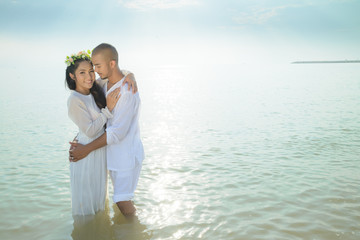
65,43,144,217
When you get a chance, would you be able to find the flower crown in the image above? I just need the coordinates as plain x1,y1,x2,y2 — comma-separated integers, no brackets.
65,50,92,66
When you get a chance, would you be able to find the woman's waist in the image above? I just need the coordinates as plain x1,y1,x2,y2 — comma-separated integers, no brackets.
76,129,105,144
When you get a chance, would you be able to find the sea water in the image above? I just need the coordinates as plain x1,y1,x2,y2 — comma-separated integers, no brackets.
0,62,359,239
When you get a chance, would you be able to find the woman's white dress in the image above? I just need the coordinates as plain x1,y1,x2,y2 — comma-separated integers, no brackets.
67,90,113,216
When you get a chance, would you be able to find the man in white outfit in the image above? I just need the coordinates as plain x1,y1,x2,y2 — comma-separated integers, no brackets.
70,43,144,216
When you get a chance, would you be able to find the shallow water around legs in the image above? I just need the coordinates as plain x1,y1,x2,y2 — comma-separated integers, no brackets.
0,63,359,239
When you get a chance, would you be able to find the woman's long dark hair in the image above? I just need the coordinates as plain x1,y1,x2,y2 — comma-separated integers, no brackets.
65,58,106,109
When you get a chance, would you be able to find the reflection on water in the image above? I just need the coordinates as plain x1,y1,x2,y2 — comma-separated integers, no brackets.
0,63,360,239
72,208,112,240
72,202,151,240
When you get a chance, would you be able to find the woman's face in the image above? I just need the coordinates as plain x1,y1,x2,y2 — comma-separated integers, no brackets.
73,61,95,93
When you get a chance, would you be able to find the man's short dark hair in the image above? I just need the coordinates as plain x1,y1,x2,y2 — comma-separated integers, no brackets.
92,43,118,63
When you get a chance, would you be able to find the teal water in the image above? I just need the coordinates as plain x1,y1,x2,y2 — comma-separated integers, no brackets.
0,63,359,239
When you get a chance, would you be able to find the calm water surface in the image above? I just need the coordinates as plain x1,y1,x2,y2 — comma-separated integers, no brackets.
0,63,359,239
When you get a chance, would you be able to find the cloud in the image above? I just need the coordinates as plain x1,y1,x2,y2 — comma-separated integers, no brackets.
119,0,200,10
232,5,299,25
231,0,356,26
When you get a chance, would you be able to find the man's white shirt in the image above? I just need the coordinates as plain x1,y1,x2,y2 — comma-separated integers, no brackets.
97,76,144,171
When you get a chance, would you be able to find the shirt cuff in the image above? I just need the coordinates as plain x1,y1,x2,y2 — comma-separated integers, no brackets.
106,128,114,145
121,69,130,76
101,107,113,119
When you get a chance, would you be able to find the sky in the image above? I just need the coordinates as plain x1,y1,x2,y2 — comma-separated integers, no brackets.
0,0,360,67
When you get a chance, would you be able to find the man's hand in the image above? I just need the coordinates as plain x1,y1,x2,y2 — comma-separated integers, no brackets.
69,142,91,162
69,143,76,162
123,73,138,94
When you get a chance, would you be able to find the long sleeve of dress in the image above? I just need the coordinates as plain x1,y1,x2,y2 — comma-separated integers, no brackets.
106,91,138,145
68,96,113,139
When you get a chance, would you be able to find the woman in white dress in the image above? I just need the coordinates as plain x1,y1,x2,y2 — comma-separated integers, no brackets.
65,50,132,216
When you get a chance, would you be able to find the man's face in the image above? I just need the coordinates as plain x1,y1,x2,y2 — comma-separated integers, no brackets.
92,53,111,79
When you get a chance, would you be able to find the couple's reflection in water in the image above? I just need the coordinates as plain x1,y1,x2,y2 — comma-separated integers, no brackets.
71,201,151,240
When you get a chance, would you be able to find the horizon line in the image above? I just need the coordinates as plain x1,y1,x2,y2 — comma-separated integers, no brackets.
292,60,360,64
